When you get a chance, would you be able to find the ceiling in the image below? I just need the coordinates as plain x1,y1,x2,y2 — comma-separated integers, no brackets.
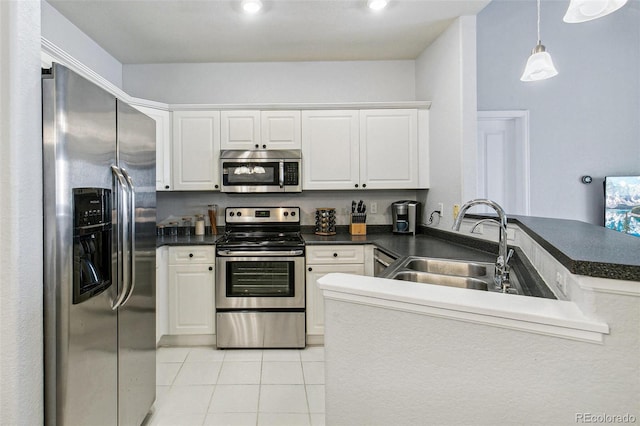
46,0,492,64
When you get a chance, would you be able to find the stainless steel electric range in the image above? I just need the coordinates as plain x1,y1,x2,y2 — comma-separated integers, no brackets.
215,207,306,348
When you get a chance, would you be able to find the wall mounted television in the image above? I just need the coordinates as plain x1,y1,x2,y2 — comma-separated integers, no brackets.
604,176,640,237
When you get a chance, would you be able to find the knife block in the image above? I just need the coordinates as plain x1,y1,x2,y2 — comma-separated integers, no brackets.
349,217,367,236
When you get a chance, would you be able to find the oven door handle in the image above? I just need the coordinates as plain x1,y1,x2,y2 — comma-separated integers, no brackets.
217,249,304,257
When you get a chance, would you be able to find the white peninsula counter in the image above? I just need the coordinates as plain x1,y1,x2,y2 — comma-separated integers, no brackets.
317,219,640,426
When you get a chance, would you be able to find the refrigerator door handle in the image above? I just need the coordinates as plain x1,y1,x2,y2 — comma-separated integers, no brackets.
111,165,130,310
120,167,136,306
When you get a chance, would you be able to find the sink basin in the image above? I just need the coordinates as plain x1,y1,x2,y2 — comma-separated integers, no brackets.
403,258,487,278
381,256,523,295
390,270,488,291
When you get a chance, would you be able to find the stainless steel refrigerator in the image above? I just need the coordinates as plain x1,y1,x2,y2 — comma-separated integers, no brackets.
43,63,156,425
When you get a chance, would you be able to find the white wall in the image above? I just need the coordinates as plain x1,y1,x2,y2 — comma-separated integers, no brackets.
41,0,123,88
123,60,416,104
415,16,478,229
0,1,44,424
477,0,640,225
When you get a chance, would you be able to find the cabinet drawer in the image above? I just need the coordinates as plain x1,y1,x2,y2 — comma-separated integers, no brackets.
306,245,365,264
169,246,215,265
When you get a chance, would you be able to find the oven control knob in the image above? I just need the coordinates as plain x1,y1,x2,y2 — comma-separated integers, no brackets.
189,253,194,258
209,267,213,271
291,211,296,217
229,212,235,217
284,212,289,217
237,212,242,217
308,267,312,272
333,253,338,257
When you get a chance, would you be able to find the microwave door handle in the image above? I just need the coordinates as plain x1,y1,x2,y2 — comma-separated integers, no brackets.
279,160,284,188
120,168,136,306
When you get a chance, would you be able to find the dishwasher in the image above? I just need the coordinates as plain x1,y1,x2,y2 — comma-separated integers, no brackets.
373,247,398,277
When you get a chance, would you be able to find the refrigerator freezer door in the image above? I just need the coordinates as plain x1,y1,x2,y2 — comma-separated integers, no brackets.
116,100,157,426
43,63,119,425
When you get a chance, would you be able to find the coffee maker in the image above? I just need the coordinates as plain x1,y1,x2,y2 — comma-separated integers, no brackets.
392,200,421,235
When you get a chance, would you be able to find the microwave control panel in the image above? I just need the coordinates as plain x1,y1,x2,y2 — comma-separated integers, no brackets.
284,162,299,185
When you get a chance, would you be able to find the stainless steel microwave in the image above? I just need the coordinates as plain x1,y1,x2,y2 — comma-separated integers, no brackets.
220,150,302,193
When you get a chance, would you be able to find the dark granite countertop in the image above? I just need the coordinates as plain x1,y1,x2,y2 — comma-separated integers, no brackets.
157,216,640,282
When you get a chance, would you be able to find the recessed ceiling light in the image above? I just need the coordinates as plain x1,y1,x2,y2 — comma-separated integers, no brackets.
367,0,389,11
241,0,263,14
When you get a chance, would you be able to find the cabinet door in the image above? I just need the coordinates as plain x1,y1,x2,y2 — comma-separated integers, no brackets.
133,106,172,191
168,263,215,335
156,246,169,344
306,245,365,264
261,111,301,150
360,109,419,189
220,110,260,150
301,110,360,190
172,110,221,191
306,263,365,337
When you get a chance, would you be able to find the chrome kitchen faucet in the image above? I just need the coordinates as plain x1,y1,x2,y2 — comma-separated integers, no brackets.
452,199,514,293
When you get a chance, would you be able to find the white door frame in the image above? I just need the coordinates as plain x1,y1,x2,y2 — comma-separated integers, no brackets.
477,110,531,215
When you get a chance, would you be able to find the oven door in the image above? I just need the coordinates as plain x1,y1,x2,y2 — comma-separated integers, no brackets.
216,252,305,309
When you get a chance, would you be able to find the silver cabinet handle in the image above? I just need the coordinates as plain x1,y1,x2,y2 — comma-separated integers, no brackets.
374,256,391,268
120,167,136,306
279,160,284,188
111,165,129,310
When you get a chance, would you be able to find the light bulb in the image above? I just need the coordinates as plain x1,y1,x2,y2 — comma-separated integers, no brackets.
367,0,388,11
241,0,262,14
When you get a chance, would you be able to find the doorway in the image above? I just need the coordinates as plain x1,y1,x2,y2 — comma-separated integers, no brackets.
477,111,530,215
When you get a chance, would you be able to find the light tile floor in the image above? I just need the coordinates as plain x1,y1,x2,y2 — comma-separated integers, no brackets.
144,346,325,426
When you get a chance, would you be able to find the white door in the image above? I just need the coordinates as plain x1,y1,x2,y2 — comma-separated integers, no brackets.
359,109,419,189
168,263,215,335
477,111,530,215
301,110,360,190
261,110,301,150
172,110,221,191
220,110,261,150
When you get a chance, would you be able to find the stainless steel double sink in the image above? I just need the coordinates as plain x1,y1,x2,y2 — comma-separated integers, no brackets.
381,256,522,294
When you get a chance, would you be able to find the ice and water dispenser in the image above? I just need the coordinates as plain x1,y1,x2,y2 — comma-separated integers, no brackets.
73,188,112,304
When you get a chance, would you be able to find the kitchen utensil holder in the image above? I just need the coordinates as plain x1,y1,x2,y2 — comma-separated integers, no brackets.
315,208,336,236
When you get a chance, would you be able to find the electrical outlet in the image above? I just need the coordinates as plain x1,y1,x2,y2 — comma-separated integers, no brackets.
453,204,460,220
370,202,378,214
437,203,444,217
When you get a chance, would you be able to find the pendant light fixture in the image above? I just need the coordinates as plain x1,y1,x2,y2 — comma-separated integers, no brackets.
520,0,558,82
563,0,628,23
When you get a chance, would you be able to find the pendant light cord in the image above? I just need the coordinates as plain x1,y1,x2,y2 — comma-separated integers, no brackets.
537,0,541,44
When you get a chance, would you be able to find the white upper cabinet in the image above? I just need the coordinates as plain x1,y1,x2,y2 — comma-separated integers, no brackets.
220,110,260,150
261,111,301,150
302,108,424,190
221,110,301,150
301,110,360,190
133,105,172,191
172,110,221,191
359,109,419,189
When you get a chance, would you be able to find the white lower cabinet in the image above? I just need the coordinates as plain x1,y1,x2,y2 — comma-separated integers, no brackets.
168,246,215,335
306,245,368,342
